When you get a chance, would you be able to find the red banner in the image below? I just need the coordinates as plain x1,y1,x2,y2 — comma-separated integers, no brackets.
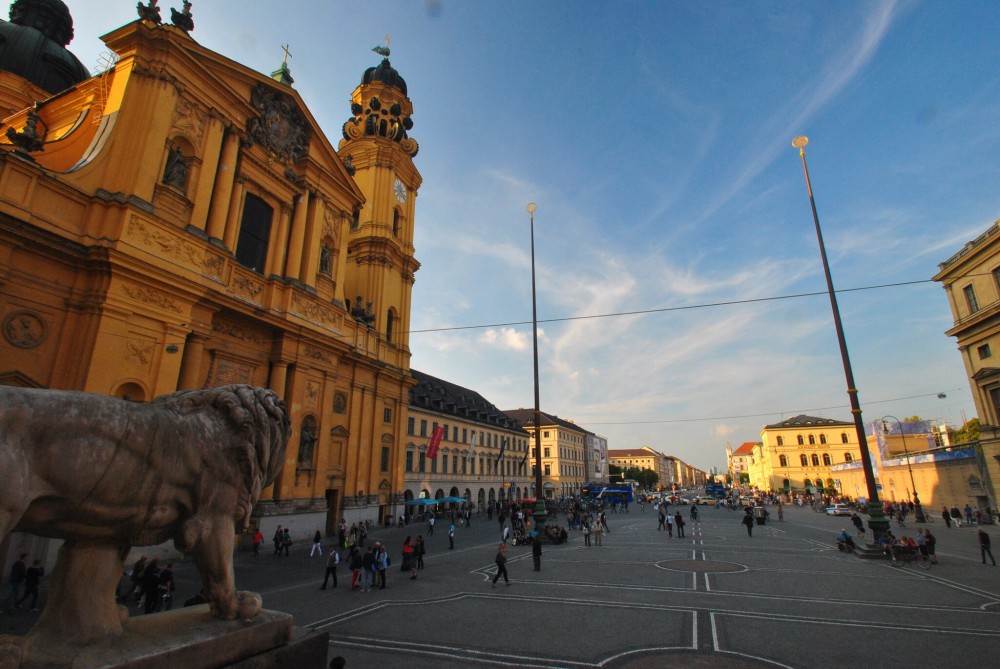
427,425,445,460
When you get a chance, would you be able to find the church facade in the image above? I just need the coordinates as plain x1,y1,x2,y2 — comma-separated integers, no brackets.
0,2,421,547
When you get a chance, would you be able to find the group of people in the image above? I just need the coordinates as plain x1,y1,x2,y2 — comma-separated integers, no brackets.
941,504,993,528
1,553,43,613
123,555,176,613
655,505,691,538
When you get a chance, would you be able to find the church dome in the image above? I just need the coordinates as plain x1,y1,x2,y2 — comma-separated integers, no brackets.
362,58,407,96
0,0,90,95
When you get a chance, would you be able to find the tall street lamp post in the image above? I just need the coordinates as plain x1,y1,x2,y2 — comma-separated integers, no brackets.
881,415,926,523
527,203,547,534
792,136,889,542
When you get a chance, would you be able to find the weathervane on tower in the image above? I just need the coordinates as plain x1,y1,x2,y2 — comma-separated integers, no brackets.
373,34,390,58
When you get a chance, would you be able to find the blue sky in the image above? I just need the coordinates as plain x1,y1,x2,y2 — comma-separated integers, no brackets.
67,1,999,472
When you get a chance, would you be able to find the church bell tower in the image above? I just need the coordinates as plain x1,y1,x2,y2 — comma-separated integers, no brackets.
339,44,421,361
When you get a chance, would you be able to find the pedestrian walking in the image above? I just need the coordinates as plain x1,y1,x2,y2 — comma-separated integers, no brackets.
925,529,938,563
310,530,323,557
675,512,686,538
361,546,375,592
742,511,754,537
502,524,510,545
415,535,426,569
532,532,542,571
158,563,176,611
657,508,665,531
2,553,28,612
448,522,456,550
492,543,510,586
321,546,340,589
281,528,292,557
142,559,162,614
15,559,43,612
427,514,435,535
941,507,952,528
978,529,996,566
665,512,674,537
348,546,362,590
583,520,591,546
777,504,784,522
273,525,284,556
376,543,389,588
851,513,865,537
252,529,263,557
402,537,417,580
593,519,604,546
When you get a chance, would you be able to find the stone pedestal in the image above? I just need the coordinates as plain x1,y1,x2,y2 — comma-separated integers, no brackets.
21,607,327,669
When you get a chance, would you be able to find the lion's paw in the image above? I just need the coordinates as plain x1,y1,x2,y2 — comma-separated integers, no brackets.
0,635,25,669
236,591,262,620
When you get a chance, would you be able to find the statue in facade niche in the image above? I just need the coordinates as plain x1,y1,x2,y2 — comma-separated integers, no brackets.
0,385,290,667
162,146,189,188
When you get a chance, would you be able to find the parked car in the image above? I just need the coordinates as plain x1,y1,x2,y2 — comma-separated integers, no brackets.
825,503,852,516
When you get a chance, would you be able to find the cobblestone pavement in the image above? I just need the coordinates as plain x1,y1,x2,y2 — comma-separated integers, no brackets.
4,504,999,668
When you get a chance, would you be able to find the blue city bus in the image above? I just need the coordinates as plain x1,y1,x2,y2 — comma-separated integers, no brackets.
581,484,634,504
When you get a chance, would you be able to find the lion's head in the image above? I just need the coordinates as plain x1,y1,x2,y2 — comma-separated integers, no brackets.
153,385,291,530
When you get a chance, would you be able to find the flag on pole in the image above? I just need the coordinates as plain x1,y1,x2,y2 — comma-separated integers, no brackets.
495,436,507,465
427,425,445,460
519,448,529,472
466,431,477,462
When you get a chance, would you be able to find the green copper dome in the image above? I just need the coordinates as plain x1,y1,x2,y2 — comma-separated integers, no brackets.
0,0,90,95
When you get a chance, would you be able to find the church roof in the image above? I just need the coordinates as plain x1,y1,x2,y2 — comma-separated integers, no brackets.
409,369,522,431
0,0,90,95
732,442,756,455
764,414,853,429
362,57,407,95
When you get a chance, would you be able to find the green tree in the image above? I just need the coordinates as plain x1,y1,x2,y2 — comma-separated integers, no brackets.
950,417,981,445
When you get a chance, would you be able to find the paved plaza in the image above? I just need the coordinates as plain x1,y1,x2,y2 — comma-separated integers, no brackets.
4,504,1000,668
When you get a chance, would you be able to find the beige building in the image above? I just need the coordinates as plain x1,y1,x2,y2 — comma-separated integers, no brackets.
933,219,1000,511
504,409,588,498
754,415,862,494
405,370,531,510
608,447,661,485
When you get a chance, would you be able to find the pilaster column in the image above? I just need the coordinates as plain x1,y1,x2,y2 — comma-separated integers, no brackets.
205,129,240,241
221,178,245,252
284,192,309,280
266,204,292,278
177,333,207,390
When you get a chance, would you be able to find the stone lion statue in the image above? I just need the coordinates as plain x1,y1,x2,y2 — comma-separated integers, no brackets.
0,384,290,665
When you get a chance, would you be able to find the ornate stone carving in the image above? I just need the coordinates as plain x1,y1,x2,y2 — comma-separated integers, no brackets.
2,310,46,349
125,340,153,367
290,293,343,330
170,0,194,33
305,380,320,406
171,97,206,143
232,275,264,302
213,319,265,344
246,84,310,164
333,392,347,414
303,346,331,363
0,385,290,663
127,217,203,268
137,0,162,24
121,282,182,313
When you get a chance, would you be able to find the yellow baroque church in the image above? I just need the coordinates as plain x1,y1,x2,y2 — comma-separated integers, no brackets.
0,0,421,551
